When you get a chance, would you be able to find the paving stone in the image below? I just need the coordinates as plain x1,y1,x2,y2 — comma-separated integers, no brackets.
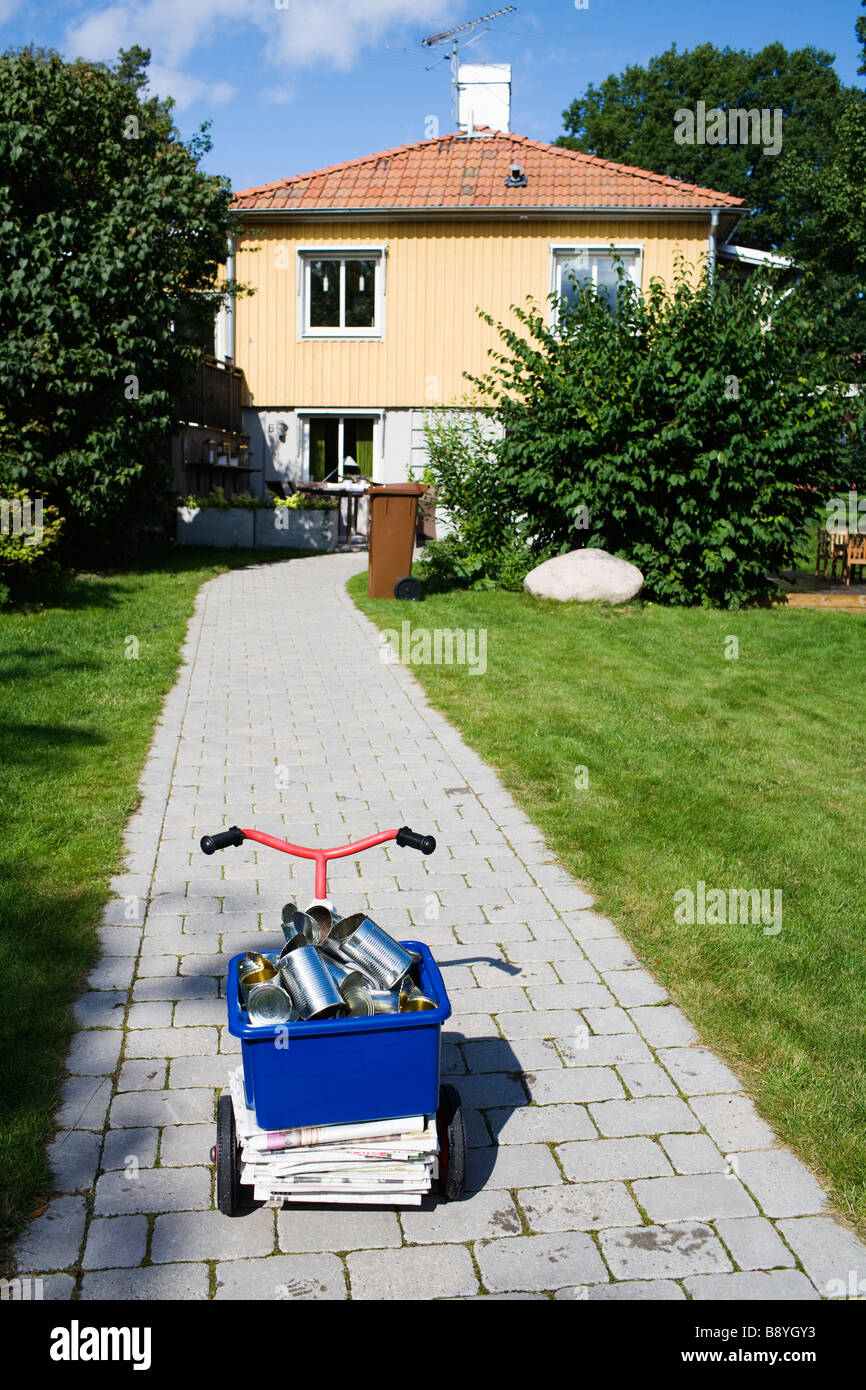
777,1217,866,1296
80,1265,210,1300
657,1046,743,1096
133,977,218,1001
581,1006,636,1035
82,1216,149,1270
55,1075,113,1131
588,1097,700,1137
714,1217,796,1271
219,1253,345,1302
452,1072,528,1108
580,938,642,971
525,983,616,1011
87,956,136,991
520,1182,642,1232
524,1066,624,1106
124,1026,218,1058
689,1094,776,1152
109,1089,214,1128
572,1280,686,1301
476,1232,608,1293
618,1062,678,1097
170,1055,235,1089
47,1130,102,1193
560,1034,654,1068
468,1142,562,1191
600,1222,732,1280
401,1190,522,1244
629,1005,698,1047
159,1123,214,1167
684,1271,819,1300
601,970,668,1008
127,1002,174,1029
461,1037,562,1074
558,1138,673,1182
101,1127,160,1171
93,1166,211,1215
73,991,128,1028
486,1104,597,1145
633,1174,759,1222
117,1060,168,1091
64,1029,123,1075
732,1149,828,1218
277,1207,401,1253
12,1196,86,1273
152,1209,274,1262
347,1245,477,1300
497,1010,583,1040
659,1133,729,1174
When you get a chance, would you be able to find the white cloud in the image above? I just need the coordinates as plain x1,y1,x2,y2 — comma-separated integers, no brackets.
146,63,236,110
0,0,24,24
65,0,458,93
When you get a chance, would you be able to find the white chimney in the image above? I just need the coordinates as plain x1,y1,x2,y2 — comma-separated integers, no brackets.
456,63,511,134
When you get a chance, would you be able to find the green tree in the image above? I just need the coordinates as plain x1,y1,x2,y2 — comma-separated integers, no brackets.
0,45,238,550
556,41,853,251
774,7,866,366
467,263,860,608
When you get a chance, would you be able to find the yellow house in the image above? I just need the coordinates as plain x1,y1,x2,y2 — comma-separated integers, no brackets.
225,127,745,491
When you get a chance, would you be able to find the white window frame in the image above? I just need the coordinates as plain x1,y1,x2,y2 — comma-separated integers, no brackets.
549,243,644,323
296,246,387,340
297,408,384,483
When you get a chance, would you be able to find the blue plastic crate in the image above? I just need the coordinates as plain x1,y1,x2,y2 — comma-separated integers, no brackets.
226,941,451,1131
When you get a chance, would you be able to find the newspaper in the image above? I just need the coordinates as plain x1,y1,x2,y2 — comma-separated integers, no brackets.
227,1066,439,1205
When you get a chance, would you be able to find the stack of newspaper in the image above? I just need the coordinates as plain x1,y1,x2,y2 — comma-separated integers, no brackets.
228,1067,439,1206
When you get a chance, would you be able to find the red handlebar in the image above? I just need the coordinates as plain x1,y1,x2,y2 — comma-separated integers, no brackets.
239,827,400,899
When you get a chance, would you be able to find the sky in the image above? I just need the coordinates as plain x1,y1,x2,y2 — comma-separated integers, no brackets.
1,0,863,191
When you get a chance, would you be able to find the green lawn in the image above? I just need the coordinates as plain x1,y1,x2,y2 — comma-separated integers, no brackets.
348,570,866,1235
0,548,296,1256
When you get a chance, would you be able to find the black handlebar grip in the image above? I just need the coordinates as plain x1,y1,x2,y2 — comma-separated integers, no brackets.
200,826,245,855
395,826,436,855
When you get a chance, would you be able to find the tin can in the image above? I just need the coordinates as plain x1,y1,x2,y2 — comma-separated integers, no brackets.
324,958,366,994
341,986,376,1017
330,914,414,991
366,989,401,1015
400,989,438,1012
238,955,278,1000
279,944,346,1020
246,981,295,1026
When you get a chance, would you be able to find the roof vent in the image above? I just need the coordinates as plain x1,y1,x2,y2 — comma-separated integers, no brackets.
505,162,527,188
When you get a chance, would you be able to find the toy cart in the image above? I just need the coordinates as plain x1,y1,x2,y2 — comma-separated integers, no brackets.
200,823,466,1216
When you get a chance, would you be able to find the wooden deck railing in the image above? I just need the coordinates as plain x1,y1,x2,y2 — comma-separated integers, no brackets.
178,353,246,433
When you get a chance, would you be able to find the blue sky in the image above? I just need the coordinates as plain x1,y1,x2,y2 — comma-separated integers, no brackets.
1,0,862,190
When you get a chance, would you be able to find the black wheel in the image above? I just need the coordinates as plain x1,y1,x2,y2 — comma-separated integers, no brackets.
435,1083,466,1202
216,1093,259,1217
394,576,425,601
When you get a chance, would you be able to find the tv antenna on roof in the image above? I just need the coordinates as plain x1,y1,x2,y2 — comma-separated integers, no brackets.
421,7,516,129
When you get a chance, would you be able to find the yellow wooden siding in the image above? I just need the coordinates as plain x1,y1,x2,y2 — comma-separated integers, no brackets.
234,218,709,408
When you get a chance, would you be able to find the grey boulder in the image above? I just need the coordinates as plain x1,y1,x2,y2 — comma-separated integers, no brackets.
524,549,644,603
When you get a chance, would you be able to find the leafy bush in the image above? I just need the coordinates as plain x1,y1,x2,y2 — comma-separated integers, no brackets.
0,486,63,603
181,489,338,511
275,493,339,511
469,258,862,607
419,409,535,590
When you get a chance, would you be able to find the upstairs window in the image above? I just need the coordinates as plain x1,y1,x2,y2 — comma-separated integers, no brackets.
552,247,642,318
300,251,384,338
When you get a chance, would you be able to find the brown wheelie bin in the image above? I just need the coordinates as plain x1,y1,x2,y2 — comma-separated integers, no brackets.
367,482,425,600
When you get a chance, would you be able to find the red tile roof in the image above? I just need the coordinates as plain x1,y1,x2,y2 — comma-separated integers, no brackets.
232,129,745,215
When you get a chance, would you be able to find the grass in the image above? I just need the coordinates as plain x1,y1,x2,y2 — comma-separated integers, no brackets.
0,546,298,1257
347,569,866,1235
